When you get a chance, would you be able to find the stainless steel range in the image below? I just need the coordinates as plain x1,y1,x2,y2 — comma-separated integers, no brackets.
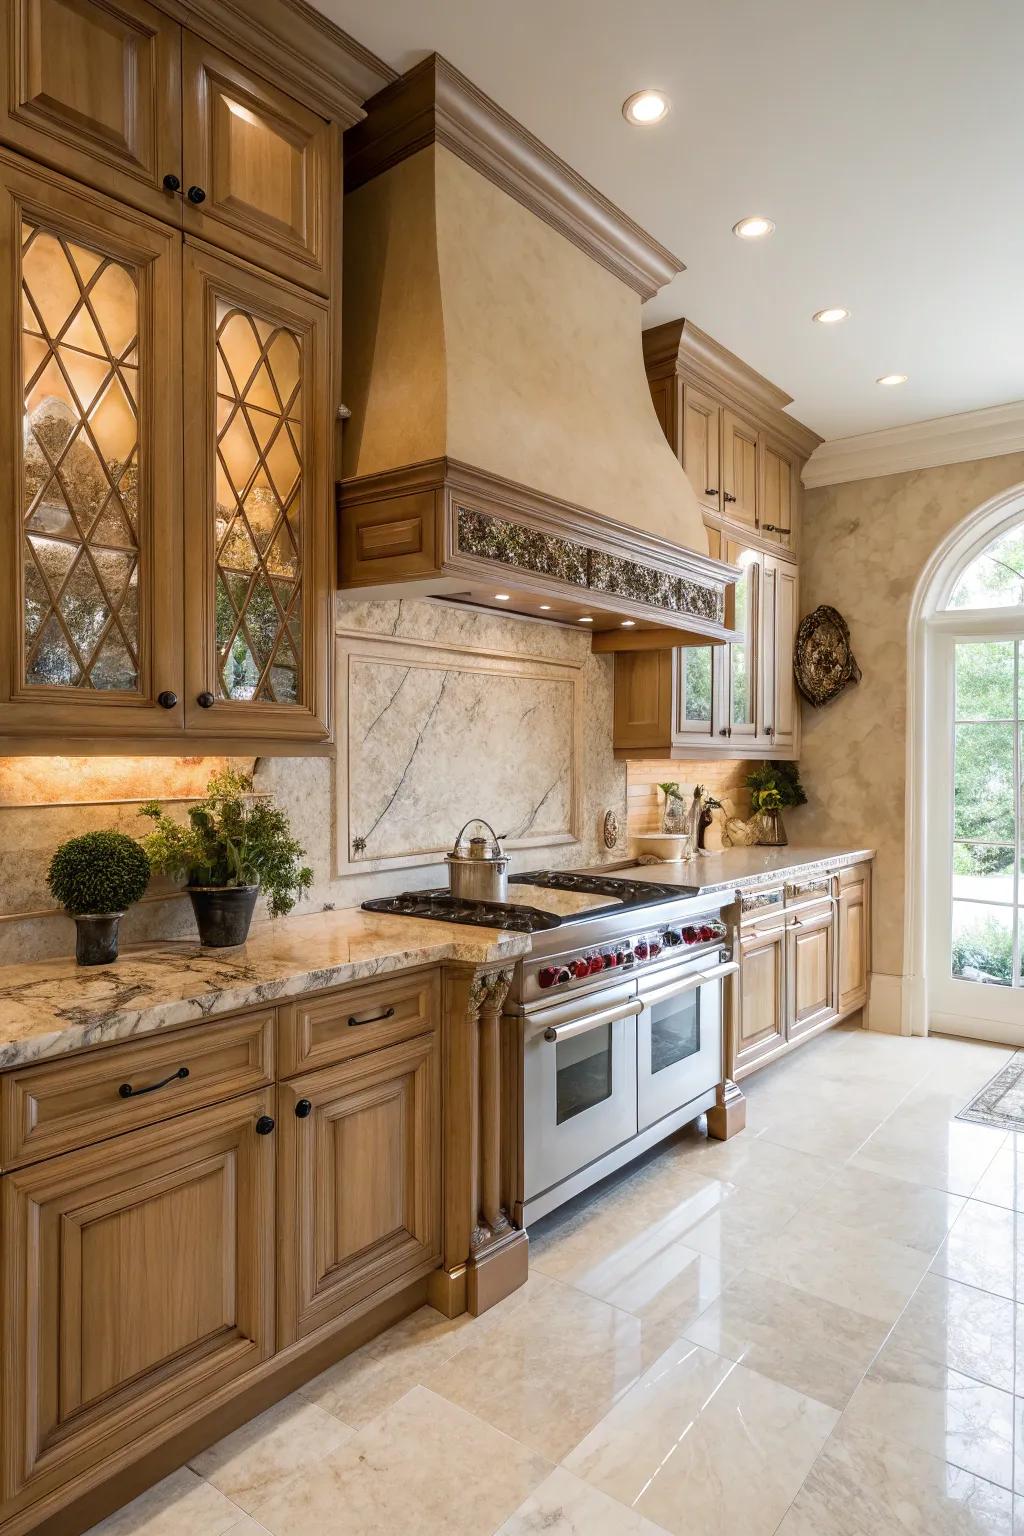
364,868,735,1221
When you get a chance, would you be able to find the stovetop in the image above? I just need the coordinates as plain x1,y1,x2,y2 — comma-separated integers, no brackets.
361,869,693,934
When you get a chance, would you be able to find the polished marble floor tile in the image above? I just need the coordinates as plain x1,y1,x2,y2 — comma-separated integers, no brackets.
683,1269,888,1408
851,1115,1007,1198
669,1131,840,1200
563,1340,837,1536
250,1386,550,1536
82,1468,262,1536
931,1200,1020,1301
976,1141,1024,1214
748,1211,931,1323
425,1276,673,1461
557,1221,726,1334
777,1419,1014,1536
494,1467,670,1536
844,1335,1015,1488
188,1392,352,1513
797,1163,965,1252
887,1272,1016,1392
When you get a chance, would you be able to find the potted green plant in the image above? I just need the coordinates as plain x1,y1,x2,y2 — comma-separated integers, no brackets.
47,831,150,966
140,768,313,947
745,763,807,846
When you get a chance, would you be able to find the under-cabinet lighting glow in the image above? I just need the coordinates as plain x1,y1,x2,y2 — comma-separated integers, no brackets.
579,616,594,624
494,593,511,600
621,620,636,627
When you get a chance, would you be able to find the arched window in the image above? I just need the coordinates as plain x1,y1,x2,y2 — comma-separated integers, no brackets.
928,517,1024,1025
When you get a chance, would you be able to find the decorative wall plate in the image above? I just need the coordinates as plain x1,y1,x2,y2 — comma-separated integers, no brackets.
794,605,861,707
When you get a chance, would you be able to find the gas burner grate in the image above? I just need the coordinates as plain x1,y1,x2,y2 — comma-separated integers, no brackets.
510,869,692,905
361,890,561,933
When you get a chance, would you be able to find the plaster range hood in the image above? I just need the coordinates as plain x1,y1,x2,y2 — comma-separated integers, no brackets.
337,55,739,649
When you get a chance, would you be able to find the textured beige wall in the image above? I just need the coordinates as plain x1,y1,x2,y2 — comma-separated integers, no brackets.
343,144,707,554
799,451,1024,983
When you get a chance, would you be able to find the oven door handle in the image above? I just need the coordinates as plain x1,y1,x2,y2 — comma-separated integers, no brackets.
638,959,739,1009
543,998,642,1044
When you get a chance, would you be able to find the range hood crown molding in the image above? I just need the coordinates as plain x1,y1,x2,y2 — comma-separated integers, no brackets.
344,52,685,301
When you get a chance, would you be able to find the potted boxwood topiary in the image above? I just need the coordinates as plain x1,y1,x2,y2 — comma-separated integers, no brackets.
140,767,313,947
47,830,151,966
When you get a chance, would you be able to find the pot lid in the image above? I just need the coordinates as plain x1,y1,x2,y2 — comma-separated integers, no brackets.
446,818,506,861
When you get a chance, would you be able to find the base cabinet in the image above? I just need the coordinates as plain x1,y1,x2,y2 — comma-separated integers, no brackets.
733,905,787,1076
277,1033,440,1345
786,895,837,1042
0,1091,275,1517
838,863,871,1013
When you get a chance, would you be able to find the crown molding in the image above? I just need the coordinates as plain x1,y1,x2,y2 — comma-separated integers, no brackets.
802,400,1024,489
643,317,822,460
343,53,685,300
169,0,395,126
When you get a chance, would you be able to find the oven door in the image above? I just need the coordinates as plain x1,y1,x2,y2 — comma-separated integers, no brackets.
523,984,640,1201
636,958,737,1131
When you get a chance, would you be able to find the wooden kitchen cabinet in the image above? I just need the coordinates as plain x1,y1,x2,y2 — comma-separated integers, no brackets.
277,1032,441,1345
181,34,334,294
0,1089,276,1515
721,409,759,531
0,0,184,223
760,436,797,551
838,862,871,1013
786,891,837,1042
733,899,787,1076
183,244,332,741
0,155,185,737
682,386,722,515
761,553,799,753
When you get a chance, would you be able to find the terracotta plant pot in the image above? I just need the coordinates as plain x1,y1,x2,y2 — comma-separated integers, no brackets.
188,884,259,947
73,912,124,966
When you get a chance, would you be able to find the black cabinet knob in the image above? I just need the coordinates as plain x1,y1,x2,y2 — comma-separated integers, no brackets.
255,1115,275,1136
197,691,215,708
187,185,206,204
704,487,718,496
162,173,181,192
718,727,729,736
157,690,177,709
295,1099,313,1119
724,492,737,503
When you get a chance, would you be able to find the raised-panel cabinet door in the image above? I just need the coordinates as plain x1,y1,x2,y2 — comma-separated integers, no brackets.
764,555,799,753
0,157,183,742
759,437,797,549
734,915,787,1077
181,35,334,294
838,864,871,1014
0,1091,275,1513
1,0,183,221
682,386,721,514
277,1034,441,1345
183,243,331,743
721,409,758,529
786,904,837,1041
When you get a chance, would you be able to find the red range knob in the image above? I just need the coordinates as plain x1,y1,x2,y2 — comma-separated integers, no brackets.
572,958,591,979
537,966,559,988
697,925,714,941
649,941,662,957
634,942,649,960
602,953,615,969
589,955,605,974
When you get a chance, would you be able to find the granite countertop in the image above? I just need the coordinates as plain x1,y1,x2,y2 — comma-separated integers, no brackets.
0,908,530,1071
617,845,875,896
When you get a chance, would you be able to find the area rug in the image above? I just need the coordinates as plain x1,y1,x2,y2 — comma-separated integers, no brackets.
959,1051,1024,1130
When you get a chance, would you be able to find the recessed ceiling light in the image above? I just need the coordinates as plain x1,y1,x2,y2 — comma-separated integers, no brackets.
539,603,552,611
494,592,510,601
621,620,636,627
812,307,850,324
579,616,594,624
877,373,908,387
622,89,670,126
732,215,775,241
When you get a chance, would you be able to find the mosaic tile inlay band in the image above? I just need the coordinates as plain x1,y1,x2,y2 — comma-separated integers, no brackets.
456,507,725,624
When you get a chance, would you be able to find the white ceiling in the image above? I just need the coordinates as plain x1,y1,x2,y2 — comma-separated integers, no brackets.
315,0,1024,442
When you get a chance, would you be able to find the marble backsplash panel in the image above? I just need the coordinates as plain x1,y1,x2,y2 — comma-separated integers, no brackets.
0,599,626,964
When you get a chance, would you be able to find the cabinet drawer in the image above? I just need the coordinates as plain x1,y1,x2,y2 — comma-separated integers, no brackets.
1,1010,275,1170
278,969,439,1077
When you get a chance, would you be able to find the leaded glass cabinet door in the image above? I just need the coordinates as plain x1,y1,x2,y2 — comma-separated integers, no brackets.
0,158,183,740
183,245,331,742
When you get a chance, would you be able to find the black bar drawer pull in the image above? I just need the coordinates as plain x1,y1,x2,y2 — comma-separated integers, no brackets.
347,1005,396,1028
118,1065,189,1099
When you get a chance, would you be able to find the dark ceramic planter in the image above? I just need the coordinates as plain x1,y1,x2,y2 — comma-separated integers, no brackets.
73,912,124,966
188,884,259,947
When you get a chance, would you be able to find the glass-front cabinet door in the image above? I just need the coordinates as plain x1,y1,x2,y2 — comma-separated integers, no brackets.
183,245,331,743
0,158,183,739
723,543,758,743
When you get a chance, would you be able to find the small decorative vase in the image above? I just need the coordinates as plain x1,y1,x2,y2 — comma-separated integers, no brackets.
73,912,124,966
662,794,688,835
755,808,788,847
188,884,259,947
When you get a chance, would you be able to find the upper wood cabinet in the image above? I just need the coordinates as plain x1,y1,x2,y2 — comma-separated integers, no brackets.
183,244,331,742
0,1089,275,1516
0,155,185,738
760,436,797,549
181,35,334,294
682,386,721,516
760,553,799,754
721,409,758,531
0,0,183,222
